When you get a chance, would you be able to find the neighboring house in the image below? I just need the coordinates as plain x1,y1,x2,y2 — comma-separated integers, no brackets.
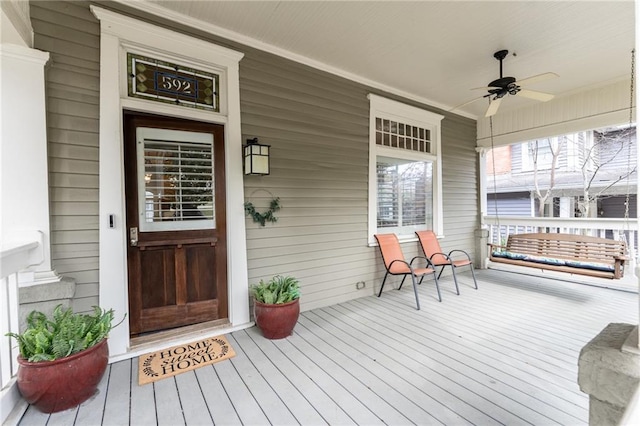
1,0,637,400
486,127,638,219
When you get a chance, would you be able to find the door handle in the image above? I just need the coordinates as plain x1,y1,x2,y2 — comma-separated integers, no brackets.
130,227,138,246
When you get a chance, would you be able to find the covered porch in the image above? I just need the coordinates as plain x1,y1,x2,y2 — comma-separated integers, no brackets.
14,269,638,425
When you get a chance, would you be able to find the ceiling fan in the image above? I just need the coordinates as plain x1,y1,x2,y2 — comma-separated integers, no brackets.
453,50,558,117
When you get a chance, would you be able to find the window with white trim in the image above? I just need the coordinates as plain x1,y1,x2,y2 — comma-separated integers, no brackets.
368,94,444,244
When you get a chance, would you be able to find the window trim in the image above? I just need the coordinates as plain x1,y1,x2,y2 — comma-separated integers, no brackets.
367,94,444,245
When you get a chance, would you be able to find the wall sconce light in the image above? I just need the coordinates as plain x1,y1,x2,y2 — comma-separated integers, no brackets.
243,137,270,175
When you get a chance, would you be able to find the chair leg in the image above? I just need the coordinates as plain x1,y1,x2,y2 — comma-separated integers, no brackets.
398,275,407,290
378,272,390,297
469,264,479,290
410,274,421,310
450,266,461,295
436,265,446,280
432,272,442,302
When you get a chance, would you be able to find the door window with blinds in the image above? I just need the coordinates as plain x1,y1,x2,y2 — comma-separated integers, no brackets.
368,94,444,242
137,127,215,231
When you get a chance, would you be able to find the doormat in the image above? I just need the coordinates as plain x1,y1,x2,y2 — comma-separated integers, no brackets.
138,335,235,385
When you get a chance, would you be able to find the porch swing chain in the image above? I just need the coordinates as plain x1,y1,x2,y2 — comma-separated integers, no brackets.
623,48,634,225
616,48,635,263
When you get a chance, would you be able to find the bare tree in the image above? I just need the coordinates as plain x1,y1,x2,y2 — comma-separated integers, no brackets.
577,127,637,217
531,138,564,217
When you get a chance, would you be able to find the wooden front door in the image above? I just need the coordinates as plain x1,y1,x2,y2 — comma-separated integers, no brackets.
124,112,227,336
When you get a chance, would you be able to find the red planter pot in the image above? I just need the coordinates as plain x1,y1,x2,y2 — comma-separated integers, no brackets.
17,339,109,413
254,298,300,339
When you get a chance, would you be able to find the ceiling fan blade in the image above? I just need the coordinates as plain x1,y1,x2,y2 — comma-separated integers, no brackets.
470,85,500,91
516,72,559,87
485,97,503,117
517,89,554,102
450,96,486,111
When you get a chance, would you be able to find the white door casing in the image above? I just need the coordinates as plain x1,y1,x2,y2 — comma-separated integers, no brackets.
92,6,249,359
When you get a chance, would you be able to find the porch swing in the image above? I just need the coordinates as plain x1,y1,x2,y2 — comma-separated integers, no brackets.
487,50,636,280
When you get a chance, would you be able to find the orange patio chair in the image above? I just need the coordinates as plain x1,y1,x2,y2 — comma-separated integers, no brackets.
374,233,442,310
415,230,478,292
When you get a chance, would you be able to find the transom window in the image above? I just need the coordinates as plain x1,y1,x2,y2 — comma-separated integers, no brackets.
375,118,432,153
368,94,443,244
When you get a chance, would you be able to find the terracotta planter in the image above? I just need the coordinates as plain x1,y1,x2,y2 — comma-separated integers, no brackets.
254,298,300,339
17,339,109,413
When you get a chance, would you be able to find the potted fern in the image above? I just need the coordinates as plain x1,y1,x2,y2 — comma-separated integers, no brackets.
6,304,120,413
250,275,300,339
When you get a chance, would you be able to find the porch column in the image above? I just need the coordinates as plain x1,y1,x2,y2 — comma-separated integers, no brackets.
1,30,70,322
578,323,640,425
476,147,489,269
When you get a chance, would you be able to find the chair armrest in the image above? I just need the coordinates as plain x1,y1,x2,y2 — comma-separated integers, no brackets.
409,255,434,268
447,249,471,260
427,252,452,262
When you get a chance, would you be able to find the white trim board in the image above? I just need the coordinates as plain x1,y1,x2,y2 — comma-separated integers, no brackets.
91,6,250,359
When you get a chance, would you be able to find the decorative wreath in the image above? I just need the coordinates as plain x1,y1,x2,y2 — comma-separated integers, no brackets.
244,197,281,226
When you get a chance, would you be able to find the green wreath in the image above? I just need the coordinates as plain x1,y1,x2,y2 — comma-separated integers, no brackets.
244,197,281,226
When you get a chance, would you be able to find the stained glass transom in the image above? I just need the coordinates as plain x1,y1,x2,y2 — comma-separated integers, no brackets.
127,53,220,112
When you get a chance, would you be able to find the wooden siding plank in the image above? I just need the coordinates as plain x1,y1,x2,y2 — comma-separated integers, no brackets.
51,230,98,245
47,99,99,120
48,158,98,175
47,128,99,148
51,216,98,231
52,257,98,273
50,173,99,189
50,188,98,202
50,202,99,216
47,113,99,133
51,243,99,260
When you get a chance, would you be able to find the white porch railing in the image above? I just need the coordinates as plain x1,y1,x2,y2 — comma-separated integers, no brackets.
483,216,639,262
1,235,42,424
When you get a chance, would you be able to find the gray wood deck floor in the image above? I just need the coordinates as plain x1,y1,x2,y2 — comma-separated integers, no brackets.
17,269,638,425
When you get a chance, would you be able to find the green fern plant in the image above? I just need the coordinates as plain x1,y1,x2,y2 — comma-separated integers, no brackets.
6,305,121,362
250,275,300,304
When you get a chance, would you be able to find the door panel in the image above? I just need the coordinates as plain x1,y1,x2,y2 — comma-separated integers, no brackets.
124,112,227,336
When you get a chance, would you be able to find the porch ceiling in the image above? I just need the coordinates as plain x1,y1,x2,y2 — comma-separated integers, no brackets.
138,0,635,119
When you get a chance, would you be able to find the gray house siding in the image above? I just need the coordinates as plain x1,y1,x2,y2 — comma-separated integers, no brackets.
32,1,479,313
32,1,100,312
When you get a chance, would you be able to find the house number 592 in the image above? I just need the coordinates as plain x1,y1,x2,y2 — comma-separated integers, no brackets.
160,75,193,94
